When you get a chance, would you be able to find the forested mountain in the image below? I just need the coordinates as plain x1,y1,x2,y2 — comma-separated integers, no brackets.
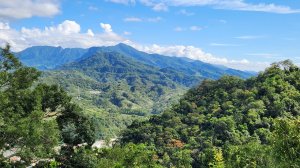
117,60,300,167
16,46,87,70
18,43,254,79
2,45,299,167
42,51,194,115
25,59,299,168
17,44,255,139
41,52,193,138
86,43,254,79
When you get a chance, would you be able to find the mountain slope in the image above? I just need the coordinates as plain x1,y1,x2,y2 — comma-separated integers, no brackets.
80,43,254,79
18,44,255,79
42,52,193,115
120,60,300,167
17,46,87,69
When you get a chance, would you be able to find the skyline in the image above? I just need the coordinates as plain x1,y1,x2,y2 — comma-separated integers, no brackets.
0,0,300,71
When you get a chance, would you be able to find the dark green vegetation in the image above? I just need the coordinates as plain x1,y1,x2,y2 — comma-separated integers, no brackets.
1,46,300,167
18,44,255,138
38,60,299,168
119,60,300,167
0,45,97,167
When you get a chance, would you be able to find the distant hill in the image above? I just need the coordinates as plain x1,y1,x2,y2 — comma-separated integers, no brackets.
18,43,255,79
18,44,256,138
41,51,192,116
16,46,87,70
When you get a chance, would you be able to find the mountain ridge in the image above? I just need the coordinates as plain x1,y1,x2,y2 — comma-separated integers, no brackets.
17,43,255,79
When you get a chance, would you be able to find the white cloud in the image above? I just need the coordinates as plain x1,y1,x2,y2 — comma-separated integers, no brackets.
0,0,60,20
0,22,9,29
88,6,99,11
123,31,132,35
107,0,136,5
210,43,240,47
235,35,265,40
174,26,184,32
128,43,269,71
152,3,168,11
174,26,202,32
124,17,162,22
190,26,202,31
124,17,142,22
56,20,81,34
108,0,300,14
100,23,113,33
87,29,94,37
0,20,125,51
178,9,195,16
246,53,286,59
147,17,162,22
219,19,227,24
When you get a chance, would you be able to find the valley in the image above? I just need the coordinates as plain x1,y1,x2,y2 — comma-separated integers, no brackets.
17,44,254,139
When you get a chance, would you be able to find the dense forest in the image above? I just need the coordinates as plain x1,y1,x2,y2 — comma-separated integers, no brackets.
20,44,253,139
1,46,300,167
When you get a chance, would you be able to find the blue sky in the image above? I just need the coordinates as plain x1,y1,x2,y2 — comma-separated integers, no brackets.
0,0,300,71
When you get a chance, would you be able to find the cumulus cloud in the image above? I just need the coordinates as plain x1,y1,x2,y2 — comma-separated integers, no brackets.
0,22,9,29
0,20,125,51
0,0,60,20
127,43,269,71
87,29,95,36
100,23,113,33
108,0,300,14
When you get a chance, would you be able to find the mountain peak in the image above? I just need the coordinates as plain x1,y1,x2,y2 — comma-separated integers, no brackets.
115,43,132,48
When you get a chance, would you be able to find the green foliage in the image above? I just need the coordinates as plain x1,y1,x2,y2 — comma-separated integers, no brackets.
0,45,57,161
120,60,300,167
57,103,97,146
209,147,225,168
40,52,189,139
56,143,162,168
271,118,300,167
0,45,97,165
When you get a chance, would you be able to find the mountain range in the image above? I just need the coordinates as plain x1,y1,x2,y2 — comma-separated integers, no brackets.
16,43,256,138
17,43,255,79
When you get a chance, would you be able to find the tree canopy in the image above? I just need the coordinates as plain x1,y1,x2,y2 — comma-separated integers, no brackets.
0,45,97,166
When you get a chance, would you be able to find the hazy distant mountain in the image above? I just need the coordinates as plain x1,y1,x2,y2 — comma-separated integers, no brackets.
17,46,87,70
18,43,255,79
78,43,254,79
42,51,193,115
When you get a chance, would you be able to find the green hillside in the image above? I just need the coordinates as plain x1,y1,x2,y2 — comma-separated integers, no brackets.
2,46,300,168
18,44,255,80
40,52,195,138
118,60,300,167
42,51,194,114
